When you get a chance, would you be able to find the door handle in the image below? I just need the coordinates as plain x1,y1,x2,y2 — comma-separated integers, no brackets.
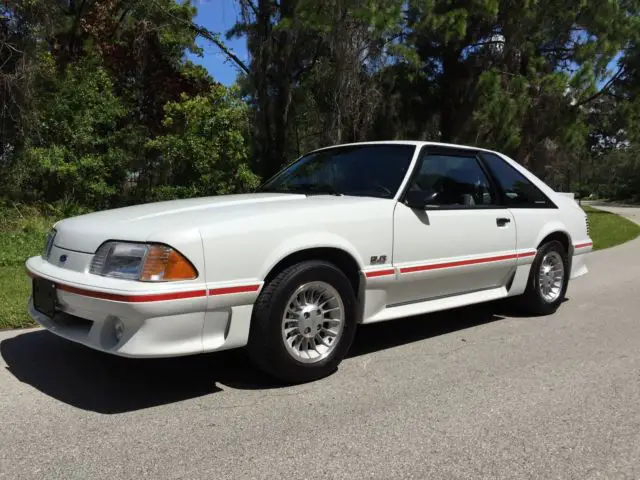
496,217,511,227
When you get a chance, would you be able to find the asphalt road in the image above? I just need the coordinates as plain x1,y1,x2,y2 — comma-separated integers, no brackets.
1,207,640,480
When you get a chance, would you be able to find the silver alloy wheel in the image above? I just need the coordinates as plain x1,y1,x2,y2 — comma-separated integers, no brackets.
538,251,565,303
281,281,345,363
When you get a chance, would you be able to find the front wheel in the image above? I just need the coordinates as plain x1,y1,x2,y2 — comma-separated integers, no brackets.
247,260,357,383
517,240,569,315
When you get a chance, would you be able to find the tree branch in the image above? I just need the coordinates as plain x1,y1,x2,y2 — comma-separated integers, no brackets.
292,38,323,82
574,65,625,108
190,23,251,76
239,0,259,17
110,6,132,38
149,0,251,76
468,39,506,48
70,0,89,36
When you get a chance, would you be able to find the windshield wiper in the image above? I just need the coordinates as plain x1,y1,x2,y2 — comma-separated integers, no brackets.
260,183,343,196
259,187,293,193
288,183,343,196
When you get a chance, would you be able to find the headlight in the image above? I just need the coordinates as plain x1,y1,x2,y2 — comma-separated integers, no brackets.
89,242,198,282
43,229,57,260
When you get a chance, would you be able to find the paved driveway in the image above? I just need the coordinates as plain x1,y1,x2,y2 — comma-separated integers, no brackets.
1,208,640,480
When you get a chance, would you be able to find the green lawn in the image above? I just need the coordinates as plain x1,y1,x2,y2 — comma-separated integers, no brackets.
0,205,53,329
0,266,35,329
1,204,639,329
582,205,640,250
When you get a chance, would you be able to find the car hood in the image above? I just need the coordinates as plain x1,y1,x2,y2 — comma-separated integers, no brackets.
52,193,384,253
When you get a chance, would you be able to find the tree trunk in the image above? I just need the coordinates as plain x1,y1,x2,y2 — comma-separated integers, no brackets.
439,50,460,142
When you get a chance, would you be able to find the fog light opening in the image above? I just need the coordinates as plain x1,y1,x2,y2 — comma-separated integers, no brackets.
114,318,125,342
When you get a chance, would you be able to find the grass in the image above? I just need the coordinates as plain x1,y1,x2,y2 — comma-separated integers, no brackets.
0,204,639,329
0,204,56,329
582,205,640,250
0,266,35,329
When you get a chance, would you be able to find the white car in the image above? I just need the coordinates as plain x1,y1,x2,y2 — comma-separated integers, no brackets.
26,141,592,382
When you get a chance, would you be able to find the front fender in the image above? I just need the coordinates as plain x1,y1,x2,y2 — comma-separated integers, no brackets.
259,232,365,280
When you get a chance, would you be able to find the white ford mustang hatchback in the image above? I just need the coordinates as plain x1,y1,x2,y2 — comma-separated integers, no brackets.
26,141,592,382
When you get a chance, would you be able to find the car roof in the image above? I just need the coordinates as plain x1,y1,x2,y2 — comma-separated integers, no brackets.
309,140,503,157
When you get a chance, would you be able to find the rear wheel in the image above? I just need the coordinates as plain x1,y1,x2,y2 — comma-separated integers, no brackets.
247,260,357,383
517,240,569,315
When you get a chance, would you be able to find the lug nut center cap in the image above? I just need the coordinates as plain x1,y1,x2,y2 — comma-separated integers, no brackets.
299,306,324,338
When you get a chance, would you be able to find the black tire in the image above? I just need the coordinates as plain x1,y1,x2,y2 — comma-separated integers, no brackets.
518,240,569,315
247,260,358,383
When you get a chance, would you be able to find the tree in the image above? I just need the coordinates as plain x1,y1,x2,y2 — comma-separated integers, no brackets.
21,55,129,208
4,0,640,208
211,0,406,176
146,85,260,200
384,0,639,181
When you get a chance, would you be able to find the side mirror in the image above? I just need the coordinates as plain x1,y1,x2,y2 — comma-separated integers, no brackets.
405,190,439,209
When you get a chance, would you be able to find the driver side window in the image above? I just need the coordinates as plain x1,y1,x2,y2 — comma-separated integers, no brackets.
409,153,495,207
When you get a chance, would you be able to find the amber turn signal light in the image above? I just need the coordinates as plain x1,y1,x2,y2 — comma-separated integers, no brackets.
140,245,197,281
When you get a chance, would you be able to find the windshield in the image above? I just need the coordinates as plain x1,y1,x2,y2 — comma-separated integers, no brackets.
260,144,416,199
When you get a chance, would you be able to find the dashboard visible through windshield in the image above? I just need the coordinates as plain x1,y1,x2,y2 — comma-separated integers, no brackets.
260,144,416,198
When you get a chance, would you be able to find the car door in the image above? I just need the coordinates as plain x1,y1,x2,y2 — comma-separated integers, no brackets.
388,146,517,306
478,151,560,252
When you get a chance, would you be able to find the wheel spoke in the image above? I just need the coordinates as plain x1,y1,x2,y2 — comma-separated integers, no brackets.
292,297,303,310
318,298,334,309
281,281,345,363
309,336,319,353
538,250,565,303
324,318,341,326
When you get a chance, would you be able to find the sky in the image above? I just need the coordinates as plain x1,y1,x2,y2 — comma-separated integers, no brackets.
188,0,248,85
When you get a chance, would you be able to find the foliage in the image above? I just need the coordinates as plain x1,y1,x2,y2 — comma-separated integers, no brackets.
18,56,128,208
3,0,640,206
0,267,35,329
588,146,640,201
1,0,250,210
0,204,52,268
146,86,260,199
0,204,54,329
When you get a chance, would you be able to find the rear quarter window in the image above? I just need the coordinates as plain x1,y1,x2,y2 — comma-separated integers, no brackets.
480,153,555,208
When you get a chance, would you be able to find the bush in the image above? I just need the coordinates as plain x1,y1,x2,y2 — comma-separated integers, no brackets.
145,85,261,198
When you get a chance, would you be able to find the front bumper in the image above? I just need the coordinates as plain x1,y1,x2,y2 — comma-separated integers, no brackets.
26,256,262,358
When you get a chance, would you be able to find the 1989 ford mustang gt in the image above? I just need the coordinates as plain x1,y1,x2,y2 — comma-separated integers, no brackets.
26,141,592,382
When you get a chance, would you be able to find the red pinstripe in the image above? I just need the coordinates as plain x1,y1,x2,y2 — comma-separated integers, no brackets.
365,269,395,278
208,285,261,295
364,251,536,278
399,252,527,274
56,285,207,302
27,270,259,302
400,252,536,273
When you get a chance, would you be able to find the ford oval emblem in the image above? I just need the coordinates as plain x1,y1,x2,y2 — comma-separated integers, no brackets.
59,254,68,264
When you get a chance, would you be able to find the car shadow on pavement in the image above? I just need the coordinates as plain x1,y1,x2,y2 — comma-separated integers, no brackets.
0,299,521,414
348,301,505,358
